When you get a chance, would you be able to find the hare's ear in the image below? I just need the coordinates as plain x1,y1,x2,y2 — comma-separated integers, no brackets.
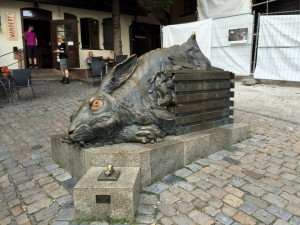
168,32,211,71
102,55,137,94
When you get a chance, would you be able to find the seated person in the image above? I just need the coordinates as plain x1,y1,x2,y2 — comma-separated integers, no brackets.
86,51,94,66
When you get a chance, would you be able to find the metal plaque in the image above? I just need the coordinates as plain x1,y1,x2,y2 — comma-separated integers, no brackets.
228,28,248,44
96,195,111,204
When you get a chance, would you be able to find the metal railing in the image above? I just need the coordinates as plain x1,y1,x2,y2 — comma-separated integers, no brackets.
0,48,25,68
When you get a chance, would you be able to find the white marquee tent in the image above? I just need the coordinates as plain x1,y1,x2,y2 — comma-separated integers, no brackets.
197,0,251,20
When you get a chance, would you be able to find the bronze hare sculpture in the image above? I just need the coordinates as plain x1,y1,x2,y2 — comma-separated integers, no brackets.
67,33,211,145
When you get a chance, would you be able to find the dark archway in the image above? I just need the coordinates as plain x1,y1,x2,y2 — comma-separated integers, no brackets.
21,8,53,68
130,22,161,57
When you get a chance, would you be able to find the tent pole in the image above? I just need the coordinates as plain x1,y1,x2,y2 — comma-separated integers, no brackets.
250,10,255,76
252,0,277,7
252,12,261,76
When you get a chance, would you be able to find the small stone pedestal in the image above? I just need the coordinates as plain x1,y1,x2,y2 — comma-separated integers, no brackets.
74,167,140,221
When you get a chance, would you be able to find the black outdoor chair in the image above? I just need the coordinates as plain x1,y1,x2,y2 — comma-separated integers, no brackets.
115,55,128,64
12,69,35,99
91,56,103,62
107,55,128,69
86,61,106,87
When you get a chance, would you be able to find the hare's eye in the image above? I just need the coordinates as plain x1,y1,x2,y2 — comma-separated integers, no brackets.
90,99,103,111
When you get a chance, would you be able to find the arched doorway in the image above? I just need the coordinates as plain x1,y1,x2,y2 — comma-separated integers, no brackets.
21,8,53,68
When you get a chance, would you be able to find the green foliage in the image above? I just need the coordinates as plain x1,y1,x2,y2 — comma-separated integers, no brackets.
171,173,187,181
73,218,97,223
149,177,162,185
106,217,140,224
163,0,173,5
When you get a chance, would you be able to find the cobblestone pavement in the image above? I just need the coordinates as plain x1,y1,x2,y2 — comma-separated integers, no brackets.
0,82,299,225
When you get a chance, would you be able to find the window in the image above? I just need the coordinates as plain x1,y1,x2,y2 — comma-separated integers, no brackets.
22,8,52,20
102,18,113,50
80,18,99,49
184,0,197,15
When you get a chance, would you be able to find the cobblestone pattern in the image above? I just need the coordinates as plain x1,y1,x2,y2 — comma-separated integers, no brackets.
1,82,300,225
0,82,96,225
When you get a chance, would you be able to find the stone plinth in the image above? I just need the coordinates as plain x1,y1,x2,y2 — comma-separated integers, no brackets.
74,167,140,221
51,123,250,187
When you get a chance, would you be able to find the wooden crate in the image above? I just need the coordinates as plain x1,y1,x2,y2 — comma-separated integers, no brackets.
174,70,234,136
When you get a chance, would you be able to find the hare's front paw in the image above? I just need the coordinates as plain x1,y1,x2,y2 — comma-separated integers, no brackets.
117,124,166,144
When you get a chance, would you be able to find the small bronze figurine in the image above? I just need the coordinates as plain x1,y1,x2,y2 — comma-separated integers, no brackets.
105,164,114,177
98,164,121,181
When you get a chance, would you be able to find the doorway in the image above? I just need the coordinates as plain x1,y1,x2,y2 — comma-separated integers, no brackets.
130,22,161,57
50,19,80,68
21,9,80,69
21,8,53,68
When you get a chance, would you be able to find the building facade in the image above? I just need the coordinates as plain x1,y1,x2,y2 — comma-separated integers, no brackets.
0,0,135,70
0,0,202,70
169,0,197,24
138,0,198,25
252,0,300,14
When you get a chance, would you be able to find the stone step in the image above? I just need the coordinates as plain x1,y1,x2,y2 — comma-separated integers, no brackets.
31,68,62,77
32,78,61,82
30,68,63,82
241,78,258,86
